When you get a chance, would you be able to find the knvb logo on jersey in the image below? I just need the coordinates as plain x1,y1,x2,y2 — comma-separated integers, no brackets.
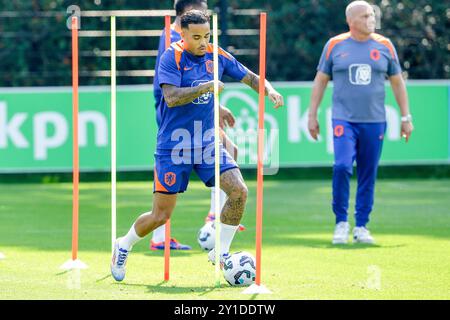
191,80,212,104
349,64,372,85
370,49,381,61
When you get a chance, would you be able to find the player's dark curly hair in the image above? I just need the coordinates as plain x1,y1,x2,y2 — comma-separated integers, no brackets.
180,9,210,29
174,0,207,17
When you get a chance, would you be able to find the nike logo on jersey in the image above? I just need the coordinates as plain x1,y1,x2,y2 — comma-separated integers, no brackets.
184,66,194,71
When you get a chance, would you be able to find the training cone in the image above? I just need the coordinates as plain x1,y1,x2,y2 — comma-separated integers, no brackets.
242,284,272,295
60,259,88,270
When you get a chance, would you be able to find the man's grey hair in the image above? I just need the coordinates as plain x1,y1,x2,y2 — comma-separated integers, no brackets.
346,1,372,19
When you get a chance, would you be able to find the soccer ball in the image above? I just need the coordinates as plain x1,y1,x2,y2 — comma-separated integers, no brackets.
222,251,256,286
197,222,215,251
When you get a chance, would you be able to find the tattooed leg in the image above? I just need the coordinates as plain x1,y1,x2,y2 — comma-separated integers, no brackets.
220,168,248,226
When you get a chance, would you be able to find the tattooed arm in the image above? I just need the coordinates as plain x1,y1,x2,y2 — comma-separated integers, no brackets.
162,81,224,108
241,69,272,95
241,70,284,108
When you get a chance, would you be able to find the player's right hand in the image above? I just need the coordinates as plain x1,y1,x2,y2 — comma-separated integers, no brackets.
308,115,320,141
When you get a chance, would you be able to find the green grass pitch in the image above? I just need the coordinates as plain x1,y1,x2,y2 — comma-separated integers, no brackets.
0,178,449,299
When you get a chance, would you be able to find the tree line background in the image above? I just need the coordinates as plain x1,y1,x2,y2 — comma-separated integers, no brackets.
0,0,448,86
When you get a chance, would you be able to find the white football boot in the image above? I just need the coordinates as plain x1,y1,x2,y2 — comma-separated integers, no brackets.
208,248,230,269
332,221,350,244
111,238,130,282
353,227,375,244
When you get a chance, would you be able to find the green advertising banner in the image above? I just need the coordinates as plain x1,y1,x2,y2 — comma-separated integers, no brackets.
0,82,449,173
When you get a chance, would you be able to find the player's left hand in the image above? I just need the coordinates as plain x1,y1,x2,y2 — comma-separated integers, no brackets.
219,105,236,129
401,121,414,143
268,89,284,109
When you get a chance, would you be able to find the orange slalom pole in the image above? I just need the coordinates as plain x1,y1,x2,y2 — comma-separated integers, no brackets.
163,15,171,282
71,16,80,261
255,12,267,286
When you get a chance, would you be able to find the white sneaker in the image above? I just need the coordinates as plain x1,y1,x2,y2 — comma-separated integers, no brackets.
353,227,375,244
208,248,229,269
111,238,130,282
332,221,350,244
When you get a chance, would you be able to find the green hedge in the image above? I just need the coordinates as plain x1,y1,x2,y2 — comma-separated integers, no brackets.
0,0,448,86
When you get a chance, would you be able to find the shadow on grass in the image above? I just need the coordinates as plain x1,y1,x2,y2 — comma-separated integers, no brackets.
117,281,262,298
1,179,449,253
118,281,229,296
96,274,111,282
142,250,199,258
266,235,407,250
